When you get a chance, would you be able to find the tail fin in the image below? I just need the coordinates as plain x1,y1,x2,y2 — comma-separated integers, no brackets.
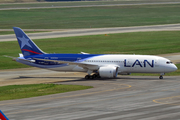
0,110,9,120
13,27,45,57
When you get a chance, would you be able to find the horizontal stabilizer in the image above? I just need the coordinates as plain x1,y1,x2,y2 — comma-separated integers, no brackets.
4,55,35,62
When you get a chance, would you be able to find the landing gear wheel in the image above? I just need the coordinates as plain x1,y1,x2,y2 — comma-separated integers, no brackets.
159,75,163,79
85,75,90,79
90,75,94,79
97,75,101,78
92,74,97,78
85,73,101,79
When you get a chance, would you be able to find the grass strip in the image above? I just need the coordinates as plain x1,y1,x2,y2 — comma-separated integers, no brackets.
0,84,93,101
0,4,180,29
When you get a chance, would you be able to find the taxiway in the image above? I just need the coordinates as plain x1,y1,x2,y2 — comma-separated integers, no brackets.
0,72,180,120
1,24,180,42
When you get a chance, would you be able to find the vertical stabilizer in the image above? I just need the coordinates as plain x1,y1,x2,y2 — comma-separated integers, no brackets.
13,27,45,56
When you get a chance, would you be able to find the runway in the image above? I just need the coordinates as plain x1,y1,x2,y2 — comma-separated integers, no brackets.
1,24,180,42
0,72,180,120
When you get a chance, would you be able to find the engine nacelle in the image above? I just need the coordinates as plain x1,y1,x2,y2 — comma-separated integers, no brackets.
99,66,119,78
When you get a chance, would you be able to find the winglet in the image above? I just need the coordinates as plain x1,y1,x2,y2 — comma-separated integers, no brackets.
0,110,9,120
13,27,45,57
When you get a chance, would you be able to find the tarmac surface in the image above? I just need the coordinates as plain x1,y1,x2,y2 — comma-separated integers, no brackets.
1,24,180,42
0,70,180,120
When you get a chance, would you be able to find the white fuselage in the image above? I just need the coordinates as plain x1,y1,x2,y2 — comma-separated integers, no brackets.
17,54,177,74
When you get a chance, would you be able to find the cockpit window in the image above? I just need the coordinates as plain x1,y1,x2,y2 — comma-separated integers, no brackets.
166,61,173,64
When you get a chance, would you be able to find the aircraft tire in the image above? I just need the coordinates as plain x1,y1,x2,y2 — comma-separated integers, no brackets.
85,74,101,79
159,76,163,79
92,74,97,78
90,75,94,79
85,75,90,79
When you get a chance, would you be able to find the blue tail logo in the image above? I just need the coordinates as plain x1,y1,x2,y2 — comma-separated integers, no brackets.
0,110,9,120
13,27,45,56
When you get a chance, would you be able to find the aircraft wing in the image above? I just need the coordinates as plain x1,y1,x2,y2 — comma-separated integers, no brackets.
33,58,99,70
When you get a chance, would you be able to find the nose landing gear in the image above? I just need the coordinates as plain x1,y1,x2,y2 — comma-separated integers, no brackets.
159,73,165,79
159,75,163,79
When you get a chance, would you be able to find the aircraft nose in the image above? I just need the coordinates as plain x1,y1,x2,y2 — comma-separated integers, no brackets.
171,64,178,72
174,65,178,70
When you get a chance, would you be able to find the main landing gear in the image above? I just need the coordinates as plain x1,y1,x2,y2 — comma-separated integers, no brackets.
159,73,165,79
85,74,101,79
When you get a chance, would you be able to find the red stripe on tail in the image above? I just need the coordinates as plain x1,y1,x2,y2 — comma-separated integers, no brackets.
22,49,42,54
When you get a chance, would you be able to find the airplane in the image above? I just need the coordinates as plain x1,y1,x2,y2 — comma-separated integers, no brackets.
0,110,9,120
11,27,177,79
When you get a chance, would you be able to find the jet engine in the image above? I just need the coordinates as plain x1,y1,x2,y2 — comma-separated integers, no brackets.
99,66,119,78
